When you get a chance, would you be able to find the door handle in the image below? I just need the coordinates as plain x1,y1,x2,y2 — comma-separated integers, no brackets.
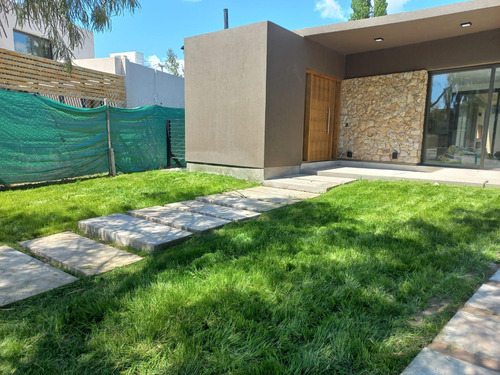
327,107,331,134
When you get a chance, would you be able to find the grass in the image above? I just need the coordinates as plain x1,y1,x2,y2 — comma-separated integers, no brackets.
0,170,256,248
1,177,499,374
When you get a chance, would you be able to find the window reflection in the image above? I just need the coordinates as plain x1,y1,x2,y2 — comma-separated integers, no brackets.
13,30,53,59
424,68,500,169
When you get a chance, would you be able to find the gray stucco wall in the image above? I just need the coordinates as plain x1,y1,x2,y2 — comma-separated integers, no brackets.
264,22,345,168
75,57,185,108
185,22,268,169
346,29,500,78
185,21,345,171
123,60,185,108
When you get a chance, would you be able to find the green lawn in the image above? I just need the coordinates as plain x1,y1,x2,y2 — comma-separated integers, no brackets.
0,170,255,249
1,177,499,374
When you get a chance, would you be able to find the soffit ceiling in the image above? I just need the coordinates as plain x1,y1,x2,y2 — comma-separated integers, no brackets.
294,0,500,55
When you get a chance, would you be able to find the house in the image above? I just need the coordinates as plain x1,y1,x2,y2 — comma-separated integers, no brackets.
184,0,500,181
0,12,94,60
75,52,185,108
0,11,126,108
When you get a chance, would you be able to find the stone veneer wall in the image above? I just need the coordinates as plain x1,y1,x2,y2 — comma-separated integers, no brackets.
338,70,428,164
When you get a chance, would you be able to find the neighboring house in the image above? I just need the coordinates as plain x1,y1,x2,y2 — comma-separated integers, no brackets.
0,12,94,60
75,52,185,108
0,14,126,108
184,0,500,181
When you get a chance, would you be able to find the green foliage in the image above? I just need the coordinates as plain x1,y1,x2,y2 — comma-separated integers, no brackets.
1,180,499,374
0,170,255,246
165,48,183,77
350,0,388,20
0,0,140,63
374,0,388,16
350,0,371,20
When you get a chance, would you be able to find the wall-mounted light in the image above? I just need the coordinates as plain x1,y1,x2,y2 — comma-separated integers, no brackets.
374,37,384,42
460,22,472,28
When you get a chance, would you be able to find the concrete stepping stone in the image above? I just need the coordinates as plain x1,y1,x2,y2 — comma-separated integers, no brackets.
165,200,260,222
223,186,318,204
434,310,500,361
316,167,407,180
491,269,500,282
128,206,230,233
465,284,500,314
78,213,192,252
264,174,354,193
196,194,283,212
0,246,77,307
19,232,143,277
292,174,356,184
402,347,499,375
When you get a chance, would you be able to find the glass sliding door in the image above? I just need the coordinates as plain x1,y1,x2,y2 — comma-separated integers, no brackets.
423,66,500,169
484,69,500,169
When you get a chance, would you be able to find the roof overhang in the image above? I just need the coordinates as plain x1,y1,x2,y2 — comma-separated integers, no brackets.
294,0,500,55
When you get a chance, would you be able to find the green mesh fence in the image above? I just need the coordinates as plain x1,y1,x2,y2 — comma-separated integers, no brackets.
168,118,186,167
0,89,185,185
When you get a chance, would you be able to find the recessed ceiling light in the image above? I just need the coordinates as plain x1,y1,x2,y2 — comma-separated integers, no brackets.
374,37,384,42
461,22,472,28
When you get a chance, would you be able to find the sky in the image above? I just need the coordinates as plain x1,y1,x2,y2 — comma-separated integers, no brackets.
93,0,467,65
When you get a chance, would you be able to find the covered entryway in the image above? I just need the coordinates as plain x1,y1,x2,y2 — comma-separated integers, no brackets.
303,70,341,162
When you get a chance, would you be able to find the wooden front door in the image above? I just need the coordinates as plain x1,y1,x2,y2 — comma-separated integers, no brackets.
303,70,341,162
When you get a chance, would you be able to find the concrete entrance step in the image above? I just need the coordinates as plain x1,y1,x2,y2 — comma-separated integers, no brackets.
264,174,356,193
78,213,192,252
19,232,143,276
0,245,77,307
313,166,500,188
128,206,230,233
196,194,283,212
222,186,319,204
165,200,260,222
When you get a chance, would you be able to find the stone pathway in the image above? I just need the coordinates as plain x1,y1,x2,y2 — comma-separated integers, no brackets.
2,182,333,307
0,246,77,306
196,193,285,212
19,232,143,276
78,213,193,252
264,174,356,193
402,269,500,374
128,206,230,233
164,200,261,222
223,186,319,203
2,173,500,375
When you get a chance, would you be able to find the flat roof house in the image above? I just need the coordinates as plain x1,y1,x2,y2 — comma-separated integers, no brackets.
0,12,94,60
184,0,500,181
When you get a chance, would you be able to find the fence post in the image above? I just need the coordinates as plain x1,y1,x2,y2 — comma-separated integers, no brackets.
105,99,117,176
166,119,172,168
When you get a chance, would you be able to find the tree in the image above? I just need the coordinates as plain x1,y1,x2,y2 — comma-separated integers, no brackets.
373,0,388,17
350,0,371,20
350,0,388,20
146,49,184,77
165,49,183,77
0,0,140,62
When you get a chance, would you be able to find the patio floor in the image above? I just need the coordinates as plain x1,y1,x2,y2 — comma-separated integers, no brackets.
301,161,500,188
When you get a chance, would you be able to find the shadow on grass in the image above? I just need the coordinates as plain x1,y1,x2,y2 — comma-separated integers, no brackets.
0,173,109,192
2,196,500,374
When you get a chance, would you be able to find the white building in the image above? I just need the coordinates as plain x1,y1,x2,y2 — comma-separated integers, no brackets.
110,51,144,65
75,53,185,109
0,12,94,60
